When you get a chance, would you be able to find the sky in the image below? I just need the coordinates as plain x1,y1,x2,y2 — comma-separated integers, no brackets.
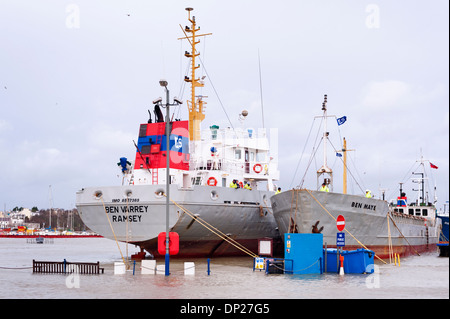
0,0,448,212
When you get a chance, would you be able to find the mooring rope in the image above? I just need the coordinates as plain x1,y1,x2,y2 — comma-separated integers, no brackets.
99,196,130,268
273,258,321,274
168,197,259,258
387,213,421,256
304,189,387,264
387,213,394,263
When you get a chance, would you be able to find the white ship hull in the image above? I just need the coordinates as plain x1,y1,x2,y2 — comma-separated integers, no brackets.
76,185,282,257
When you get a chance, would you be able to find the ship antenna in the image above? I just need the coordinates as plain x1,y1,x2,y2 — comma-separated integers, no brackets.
258,49,265,129
178,7,212,141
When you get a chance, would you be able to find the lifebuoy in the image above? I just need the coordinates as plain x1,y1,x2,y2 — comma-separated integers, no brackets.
207,177,217,186
253,163,263,174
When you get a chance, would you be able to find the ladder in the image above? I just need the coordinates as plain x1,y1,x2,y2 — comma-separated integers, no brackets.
152,169,158,184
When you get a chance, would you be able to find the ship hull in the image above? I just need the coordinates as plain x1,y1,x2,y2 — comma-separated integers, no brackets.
270,189,439,260
76,185,282,258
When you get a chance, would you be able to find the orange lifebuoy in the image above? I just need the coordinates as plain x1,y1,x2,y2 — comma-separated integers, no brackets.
207,177,217,186
253,163,263,174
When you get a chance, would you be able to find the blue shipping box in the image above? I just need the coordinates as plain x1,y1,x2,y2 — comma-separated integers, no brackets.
284,233,323,274
323,248,375,274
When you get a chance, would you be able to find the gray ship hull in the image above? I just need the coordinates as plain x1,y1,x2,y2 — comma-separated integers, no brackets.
76,185,282,258
270,189,439,259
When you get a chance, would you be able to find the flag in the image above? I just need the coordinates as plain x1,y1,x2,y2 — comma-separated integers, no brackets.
430,162,438,169
337,116,347,126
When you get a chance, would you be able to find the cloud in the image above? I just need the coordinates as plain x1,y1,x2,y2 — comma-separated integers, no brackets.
360,80,411,111
0,119,13,132
87,124,135,152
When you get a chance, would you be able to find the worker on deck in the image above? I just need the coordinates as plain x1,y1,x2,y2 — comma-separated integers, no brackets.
229,179,238,189
319,182,329,192
365,189,372,198
244,182,252,190
275,187,281,195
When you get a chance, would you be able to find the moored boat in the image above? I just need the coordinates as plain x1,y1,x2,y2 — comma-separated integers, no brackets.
271,95,440,260
76,8,282,258
437,213,449,257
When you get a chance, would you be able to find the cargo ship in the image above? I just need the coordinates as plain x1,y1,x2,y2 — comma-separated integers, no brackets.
270,95,440,260
76,8,282,258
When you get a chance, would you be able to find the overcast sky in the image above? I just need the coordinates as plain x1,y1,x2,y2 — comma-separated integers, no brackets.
0,0,448,212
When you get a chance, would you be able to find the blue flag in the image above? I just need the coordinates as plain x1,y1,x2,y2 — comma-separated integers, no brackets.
337,116,347,126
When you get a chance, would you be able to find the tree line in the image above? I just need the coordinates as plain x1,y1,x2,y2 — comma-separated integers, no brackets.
26,208,89,231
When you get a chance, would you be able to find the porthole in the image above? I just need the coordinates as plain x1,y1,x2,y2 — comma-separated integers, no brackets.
94,190,103,199
155,188,165,198
211,190,219,201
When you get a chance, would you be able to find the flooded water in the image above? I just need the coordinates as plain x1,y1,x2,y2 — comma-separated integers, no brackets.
0,237,448,302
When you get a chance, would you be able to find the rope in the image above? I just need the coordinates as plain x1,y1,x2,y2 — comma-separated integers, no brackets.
328,139,365,194
289,117,317,189
439,226,449,242
387,213,421,256
283,259,321,274
168,196,259,258
178,24,235,132
99,196,130,268
140,263,196,273
387,213,394,263
304,189,387,264
266,258,321,274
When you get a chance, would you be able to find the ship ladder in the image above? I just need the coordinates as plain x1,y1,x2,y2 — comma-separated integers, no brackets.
152,169,158,185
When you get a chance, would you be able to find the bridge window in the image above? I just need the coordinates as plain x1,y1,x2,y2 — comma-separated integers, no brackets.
235,149,241,160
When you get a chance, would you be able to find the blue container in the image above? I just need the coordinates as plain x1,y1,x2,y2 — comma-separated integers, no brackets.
323,248,340,273
323,248,374,274
284,233,323,274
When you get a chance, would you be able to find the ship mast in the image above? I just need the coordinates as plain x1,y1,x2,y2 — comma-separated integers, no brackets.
317,94,333,190
342,137,355,194
413,153,429,205
178,7,212,141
